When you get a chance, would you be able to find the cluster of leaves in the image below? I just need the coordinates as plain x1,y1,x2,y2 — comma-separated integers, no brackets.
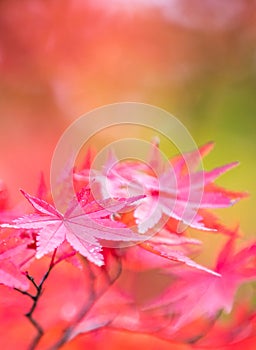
0,141,255,349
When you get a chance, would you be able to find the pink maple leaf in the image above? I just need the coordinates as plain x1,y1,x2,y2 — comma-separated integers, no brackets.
0,231,35,290
120,222,218,275
145,235,256,331
134,143,246,233
140,230,220,276
0,189,145,266
53,240,83,270
93,142,246,234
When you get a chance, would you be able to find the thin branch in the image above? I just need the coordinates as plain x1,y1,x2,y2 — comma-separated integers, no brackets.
25,313,44,350
26,273,39,291
14,249,58,350
14,288,35,299
48,256,122,350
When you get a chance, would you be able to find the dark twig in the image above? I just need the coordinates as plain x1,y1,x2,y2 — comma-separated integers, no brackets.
14,249,58,350
14,288,34,299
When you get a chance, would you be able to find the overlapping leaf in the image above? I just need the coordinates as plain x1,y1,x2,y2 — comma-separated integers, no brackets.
144,236,256,330
89,142,246,233
0,189,145,266
0,231,34,290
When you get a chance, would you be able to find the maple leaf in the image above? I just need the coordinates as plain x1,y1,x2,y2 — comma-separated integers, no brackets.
64,237,255,343
199,302,256,348
145,235,256,331
134,143,245,233
0,231,35,290
140,231,220,276
0,189,146,266
54,241,83,270
88,149,147,201
36,172,48,200
92,142,246,233
120,224,218,275
66,231,219,343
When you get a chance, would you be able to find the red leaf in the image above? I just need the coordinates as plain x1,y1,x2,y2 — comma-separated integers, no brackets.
92,142,246,234
140,230,219,276
1,189,146,266
0,232,34,290
145,236,256,331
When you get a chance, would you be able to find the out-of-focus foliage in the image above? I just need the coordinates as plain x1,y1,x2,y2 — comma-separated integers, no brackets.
0,1,256,349
0,0,255,235
0,140,255,349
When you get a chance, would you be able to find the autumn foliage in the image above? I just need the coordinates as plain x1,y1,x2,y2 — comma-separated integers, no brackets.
0,141,255,350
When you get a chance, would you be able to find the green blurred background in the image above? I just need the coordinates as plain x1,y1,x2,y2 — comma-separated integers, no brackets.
0,0,255,239
0,2,256,349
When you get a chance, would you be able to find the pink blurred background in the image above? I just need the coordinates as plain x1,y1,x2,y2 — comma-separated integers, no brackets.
0,1,256,348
